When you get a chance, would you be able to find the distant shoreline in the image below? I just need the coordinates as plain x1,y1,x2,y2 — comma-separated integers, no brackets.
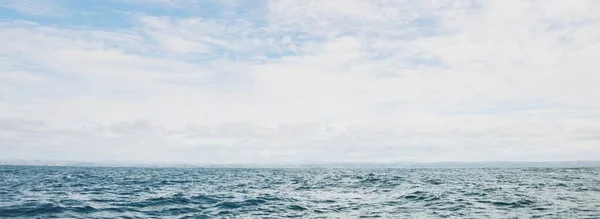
1,160,599,169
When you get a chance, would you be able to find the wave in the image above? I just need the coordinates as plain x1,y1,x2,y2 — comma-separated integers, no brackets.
0,166,599,218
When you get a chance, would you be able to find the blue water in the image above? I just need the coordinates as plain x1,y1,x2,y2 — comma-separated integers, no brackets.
1,165,599,218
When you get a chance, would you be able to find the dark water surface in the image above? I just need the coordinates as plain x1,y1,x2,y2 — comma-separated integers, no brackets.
1,165,599,218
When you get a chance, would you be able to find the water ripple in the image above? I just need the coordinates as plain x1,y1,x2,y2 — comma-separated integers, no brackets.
0,166,599,218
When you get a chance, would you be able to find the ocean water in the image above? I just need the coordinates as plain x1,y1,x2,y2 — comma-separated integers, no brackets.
0,166,599,218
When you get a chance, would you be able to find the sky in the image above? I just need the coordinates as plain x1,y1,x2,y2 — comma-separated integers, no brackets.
1,0,599,164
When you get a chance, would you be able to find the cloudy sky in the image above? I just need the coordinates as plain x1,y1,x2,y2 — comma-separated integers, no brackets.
1,0,599,164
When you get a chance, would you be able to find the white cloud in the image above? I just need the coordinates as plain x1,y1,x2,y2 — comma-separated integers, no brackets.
1,0,600,164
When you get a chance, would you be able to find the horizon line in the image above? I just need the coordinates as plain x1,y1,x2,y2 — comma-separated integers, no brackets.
1,159,600,168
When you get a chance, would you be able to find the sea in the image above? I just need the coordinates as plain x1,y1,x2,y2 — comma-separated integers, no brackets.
0,165,599,218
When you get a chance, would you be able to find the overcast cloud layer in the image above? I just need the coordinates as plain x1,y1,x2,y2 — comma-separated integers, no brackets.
1,0,599,164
